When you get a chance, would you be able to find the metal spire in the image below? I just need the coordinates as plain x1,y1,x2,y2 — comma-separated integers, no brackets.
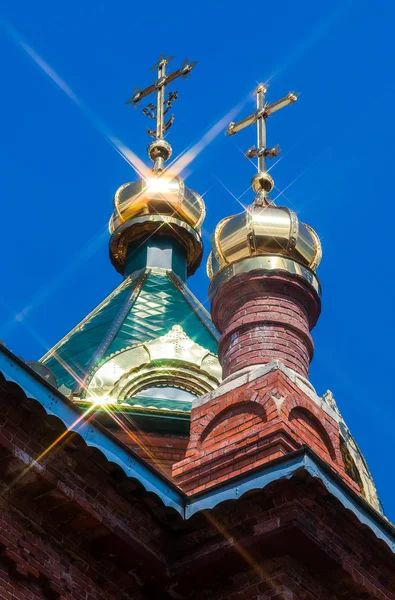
126,54,197,172
226,84,298,203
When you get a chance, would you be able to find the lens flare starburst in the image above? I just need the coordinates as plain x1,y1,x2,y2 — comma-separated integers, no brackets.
2,20,150,180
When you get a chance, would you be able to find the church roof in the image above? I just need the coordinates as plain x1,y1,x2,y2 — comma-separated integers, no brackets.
2,341,395,552
39,268,219,410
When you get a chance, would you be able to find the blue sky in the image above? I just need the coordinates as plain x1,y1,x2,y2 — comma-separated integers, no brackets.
1,1,394,518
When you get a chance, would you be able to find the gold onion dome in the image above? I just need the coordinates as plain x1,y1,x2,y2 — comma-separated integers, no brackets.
207,83,322,295
109,168,205,276
207,198,321,279
109,56,205,276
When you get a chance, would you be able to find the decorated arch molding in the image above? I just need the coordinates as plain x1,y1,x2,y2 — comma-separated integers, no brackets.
322,391,381,513
85,325,221,402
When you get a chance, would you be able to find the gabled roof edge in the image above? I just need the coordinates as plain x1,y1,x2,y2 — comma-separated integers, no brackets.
39,273,137,363
76,269,149,395
167,271,220,342
0,344,185,516
185,445,395,551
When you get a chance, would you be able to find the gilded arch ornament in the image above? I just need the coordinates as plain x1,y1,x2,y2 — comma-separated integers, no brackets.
86,325,221,403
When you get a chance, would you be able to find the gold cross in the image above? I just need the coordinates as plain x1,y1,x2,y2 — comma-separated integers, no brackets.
226,84,298,198
126,55,197,171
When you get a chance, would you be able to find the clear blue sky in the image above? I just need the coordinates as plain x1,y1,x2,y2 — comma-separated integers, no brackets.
1,1,394,519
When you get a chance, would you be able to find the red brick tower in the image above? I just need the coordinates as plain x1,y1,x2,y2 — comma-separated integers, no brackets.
173,83,380,512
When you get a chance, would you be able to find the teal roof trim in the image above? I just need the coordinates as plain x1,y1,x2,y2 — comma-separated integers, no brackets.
40,276,136,389
122,396,192,413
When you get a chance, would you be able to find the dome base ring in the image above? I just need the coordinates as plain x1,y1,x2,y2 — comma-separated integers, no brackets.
110,215,203,277
208,255,321,299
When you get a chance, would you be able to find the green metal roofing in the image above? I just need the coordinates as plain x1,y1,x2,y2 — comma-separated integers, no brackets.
40,268,219,394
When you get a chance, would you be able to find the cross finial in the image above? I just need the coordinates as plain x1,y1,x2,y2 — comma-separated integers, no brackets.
126,54,197,172
226,84,298,203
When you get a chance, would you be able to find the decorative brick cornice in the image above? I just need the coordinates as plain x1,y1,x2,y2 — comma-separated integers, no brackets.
173,366,359,497
192,359,339,421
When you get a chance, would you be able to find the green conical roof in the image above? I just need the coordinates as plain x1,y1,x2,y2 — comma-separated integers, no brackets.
40,268,219,412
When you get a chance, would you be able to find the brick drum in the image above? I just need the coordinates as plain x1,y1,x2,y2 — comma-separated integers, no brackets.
210,270,321,379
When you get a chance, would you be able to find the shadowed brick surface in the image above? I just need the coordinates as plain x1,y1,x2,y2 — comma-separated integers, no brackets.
113,430,188,476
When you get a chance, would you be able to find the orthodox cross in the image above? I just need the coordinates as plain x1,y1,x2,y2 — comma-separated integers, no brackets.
126,55,197,171
226,84,298,197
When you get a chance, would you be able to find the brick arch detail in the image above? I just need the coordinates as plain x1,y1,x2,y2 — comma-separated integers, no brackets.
288,405,337,461
284,393,336,433
189,398,268,453
200,401,267,445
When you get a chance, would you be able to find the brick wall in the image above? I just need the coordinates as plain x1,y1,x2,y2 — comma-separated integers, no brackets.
113,431,188,476
0,377,170,599
172,478,395,600
0,500,143,600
